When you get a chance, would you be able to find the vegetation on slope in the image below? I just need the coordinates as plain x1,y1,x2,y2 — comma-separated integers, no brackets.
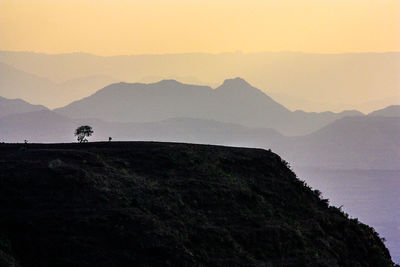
0,142,395,267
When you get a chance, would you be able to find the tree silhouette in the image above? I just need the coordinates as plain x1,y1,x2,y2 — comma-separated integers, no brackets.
74,125,93,143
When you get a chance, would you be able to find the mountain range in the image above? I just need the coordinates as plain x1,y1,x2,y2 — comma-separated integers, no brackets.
54,78,363,136
1,52,399,264
1,77,399,170
0,96,47,118
1,109,399,170
1,50,399,113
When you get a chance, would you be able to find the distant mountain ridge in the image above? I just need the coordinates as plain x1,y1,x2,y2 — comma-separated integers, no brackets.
281,116,400,170
1,109,398,170
0,62,117,108
368,105,400,117
0,96,48,118
55,78,363,136
1,50,399,113
0,62,55,106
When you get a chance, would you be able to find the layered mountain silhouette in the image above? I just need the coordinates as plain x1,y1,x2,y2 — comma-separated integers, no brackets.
1,109,399,170
1,75,398,169
0,96,47,118
1,51,398,264
54,78,362,136
1,50,399,112
0,110,284,146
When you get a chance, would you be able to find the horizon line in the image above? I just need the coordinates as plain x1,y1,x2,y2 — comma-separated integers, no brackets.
1,49,400,58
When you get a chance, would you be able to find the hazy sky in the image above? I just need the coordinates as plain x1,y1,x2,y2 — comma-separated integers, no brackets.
1,0,399,56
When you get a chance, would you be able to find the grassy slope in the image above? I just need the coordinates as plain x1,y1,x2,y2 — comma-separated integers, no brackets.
0,142,395,267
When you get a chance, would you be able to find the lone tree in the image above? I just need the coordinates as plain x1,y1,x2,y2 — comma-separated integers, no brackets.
74,125,93,143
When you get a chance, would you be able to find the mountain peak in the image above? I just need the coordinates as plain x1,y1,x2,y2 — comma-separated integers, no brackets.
155,79,183,86
219,77,252,88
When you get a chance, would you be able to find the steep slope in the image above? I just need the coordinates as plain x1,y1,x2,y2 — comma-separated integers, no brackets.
0,96,48,118
55,78,361,136
368,105,400,117
0,142,395,266
211,78,291,128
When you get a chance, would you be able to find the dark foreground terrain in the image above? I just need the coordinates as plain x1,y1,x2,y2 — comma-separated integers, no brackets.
0,142,395,267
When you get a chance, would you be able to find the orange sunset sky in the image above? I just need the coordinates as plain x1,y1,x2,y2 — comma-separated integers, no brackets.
1,0,399,56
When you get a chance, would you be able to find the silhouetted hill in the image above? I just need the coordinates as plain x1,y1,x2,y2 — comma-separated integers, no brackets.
368,105,400,117
55,79,217,122
0,142,395,266
54,78,362,136
0,96,47,118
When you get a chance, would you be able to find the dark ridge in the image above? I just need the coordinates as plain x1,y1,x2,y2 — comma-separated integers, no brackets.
0,142,395,267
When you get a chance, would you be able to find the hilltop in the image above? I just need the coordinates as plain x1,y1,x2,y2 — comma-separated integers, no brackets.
1,109,398,170
0,142,395,266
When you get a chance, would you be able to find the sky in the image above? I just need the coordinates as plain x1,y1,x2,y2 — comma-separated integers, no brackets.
0,0,399,56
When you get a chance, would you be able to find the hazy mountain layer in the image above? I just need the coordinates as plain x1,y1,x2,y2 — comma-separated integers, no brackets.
0,62,116,108
368,105,400,117
54,78,362,136
1,109,398,170
0,142,395,266
281,116,400,170
0,62,55,106
0,51,399,112
0,110,284,146
0,96,47,118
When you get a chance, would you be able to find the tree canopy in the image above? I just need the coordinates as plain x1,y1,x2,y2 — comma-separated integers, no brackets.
74,125,93,143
